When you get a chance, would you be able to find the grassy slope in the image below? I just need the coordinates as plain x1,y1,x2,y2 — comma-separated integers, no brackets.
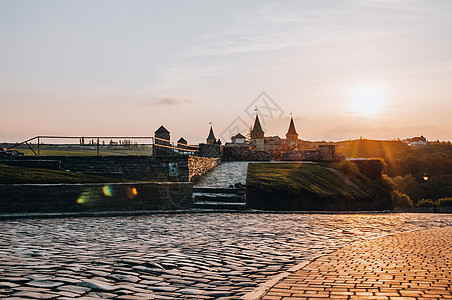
246,163,392,210
0,164,126,184
15,149,154,156
247,163,365,198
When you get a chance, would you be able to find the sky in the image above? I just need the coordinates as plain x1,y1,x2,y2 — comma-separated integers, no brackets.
1,0,452,144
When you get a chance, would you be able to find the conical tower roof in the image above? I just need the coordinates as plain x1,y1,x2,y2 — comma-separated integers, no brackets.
154,125,170,134
206,125,216,143
251,114,264,135
286,116,298,136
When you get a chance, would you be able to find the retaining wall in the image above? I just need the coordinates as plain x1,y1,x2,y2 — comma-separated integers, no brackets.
188,156,219,182
0,182,193,213
4,155,219,182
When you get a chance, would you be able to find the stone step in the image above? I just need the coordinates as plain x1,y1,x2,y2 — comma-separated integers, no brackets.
193,201,246,210
193,187,245,194
193,193,245,202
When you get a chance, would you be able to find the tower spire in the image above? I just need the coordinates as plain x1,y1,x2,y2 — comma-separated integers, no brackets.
206,123,216,144
251,113,264,137
286,114,298,141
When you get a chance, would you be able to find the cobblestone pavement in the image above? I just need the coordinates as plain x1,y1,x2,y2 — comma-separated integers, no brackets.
195,162,249,188
0,213,452,299
262,226,452,300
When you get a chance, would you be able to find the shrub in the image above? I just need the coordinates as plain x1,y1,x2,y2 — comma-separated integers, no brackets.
336,161,359,176
416,198,435,207
392,190,413,209
438,197,452,207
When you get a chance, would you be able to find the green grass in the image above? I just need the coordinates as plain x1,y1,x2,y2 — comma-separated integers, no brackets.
0,164,126,184
247,163,365,198
17,149,154,156
246,162,393,210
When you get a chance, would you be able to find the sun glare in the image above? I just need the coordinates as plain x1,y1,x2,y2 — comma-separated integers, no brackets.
350,84,384,115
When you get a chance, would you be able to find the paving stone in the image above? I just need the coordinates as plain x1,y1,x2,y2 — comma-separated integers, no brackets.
203,291,234,297
0,282,19,288
12,287,51,293
261,227,452,300
116,295,155,300
12,291,56,299
149,286,181,293
57,284,91,294
77,279,118,292
26,280,64,288
2,214,452,299
178,288,206,295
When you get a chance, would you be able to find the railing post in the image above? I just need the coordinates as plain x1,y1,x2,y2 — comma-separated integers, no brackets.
37,137,40,157
97,138,100,156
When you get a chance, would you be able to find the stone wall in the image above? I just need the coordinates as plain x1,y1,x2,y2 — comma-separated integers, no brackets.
7,156,194,182
188,156,219,182
281,145,344,162
0,159,60,170
0,182,193,213
56,156,190,181
4,155,221,183
198,144,221,158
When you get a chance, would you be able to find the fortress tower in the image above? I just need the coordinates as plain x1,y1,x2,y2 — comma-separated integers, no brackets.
154,125,171,155
206,125,216,144
250,113,265,151
286,114,298,149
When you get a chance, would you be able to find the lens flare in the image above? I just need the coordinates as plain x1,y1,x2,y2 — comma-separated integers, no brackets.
102,185,113,196
76,196,86,204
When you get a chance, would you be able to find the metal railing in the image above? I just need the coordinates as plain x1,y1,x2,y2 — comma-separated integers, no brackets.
6,136,198,157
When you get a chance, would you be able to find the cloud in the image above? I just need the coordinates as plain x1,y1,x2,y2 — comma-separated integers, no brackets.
149,97,198,106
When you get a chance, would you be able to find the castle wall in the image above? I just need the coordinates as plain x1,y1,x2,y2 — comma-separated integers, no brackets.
251,139,265,151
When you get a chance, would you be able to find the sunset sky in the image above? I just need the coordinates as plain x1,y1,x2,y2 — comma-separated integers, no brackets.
1,0,452,144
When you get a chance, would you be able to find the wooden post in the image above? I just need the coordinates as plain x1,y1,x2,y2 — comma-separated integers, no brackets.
37,137,40,157
97,138,100,156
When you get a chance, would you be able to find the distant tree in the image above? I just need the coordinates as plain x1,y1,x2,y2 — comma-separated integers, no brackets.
392,190,413,209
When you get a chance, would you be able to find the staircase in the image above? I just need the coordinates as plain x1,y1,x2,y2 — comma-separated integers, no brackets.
193,161,249,210
193,187,246,210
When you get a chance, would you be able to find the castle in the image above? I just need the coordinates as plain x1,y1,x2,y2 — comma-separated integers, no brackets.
222,112,344,162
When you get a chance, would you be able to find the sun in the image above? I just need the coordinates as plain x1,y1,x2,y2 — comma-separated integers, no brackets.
350,84,384,115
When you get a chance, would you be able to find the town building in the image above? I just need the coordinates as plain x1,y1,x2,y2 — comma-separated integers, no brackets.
231,133,246,145
403,136,427,147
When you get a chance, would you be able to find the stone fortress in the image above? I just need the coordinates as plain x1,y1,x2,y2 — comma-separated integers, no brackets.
200,113,345,162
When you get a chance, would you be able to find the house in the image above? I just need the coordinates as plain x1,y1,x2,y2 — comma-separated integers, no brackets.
231,133,246,144
403,136,427,147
